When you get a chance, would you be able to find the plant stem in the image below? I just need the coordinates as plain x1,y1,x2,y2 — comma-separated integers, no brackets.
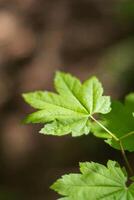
119,141,134,176
90,115,134,176
90,115,119,141
120,131,134,140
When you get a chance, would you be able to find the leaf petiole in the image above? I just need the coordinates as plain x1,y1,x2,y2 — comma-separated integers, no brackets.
119,141,134,176
120,131,134,140
89,115,134,176
89,115,119,141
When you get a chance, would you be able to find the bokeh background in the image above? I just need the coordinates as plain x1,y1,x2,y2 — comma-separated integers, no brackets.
0,0,134,199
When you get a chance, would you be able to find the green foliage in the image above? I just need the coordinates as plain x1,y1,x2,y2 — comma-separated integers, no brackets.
22,71,134,200
92,93,134,152
23,72,111,137
51,160,134,200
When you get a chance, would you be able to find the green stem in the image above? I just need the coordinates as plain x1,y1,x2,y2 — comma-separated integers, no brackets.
90,115,119,141
119,141,134,176
90,115,134,176
120,131,134,140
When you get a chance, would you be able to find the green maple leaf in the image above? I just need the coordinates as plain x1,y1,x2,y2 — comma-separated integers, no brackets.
92,93,134,151
51,160,134,200
22,72,111,136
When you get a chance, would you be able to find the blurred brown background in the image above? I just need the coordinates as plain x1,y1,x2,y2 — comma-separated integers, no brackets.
0,0,134,199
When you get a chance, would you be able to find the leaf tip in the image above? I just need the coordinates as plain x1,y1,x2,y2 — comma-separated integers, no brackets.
22,93,27,100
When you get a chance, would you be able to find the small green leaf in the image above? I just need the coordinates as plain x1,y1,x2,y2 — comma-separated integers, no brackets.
23,72,111,137
51,160,134,200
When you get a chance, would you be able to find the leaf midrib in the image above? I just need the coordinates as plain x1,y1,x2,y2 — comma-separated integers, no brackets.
59,78,90,114
83,168,124,185
40,101,89,116
98,188,126,200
